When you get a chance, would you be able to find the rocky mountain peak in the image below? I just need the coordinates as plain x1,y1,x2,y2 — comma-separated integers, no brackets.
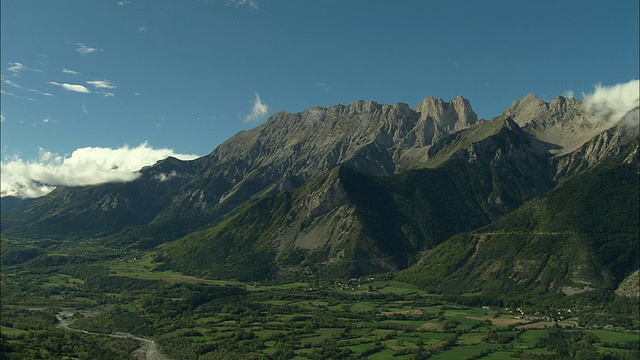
319,100,415,122
450,95,477,124
500,116,521,132
346,99,381,114
549,96,581,116
499,94,620,156
503,94,586,128
415,95,478,132
503,94,550,126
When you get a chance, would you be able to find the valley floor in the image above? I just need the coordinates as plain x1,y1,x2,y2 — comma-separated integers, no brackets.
2,250,639,359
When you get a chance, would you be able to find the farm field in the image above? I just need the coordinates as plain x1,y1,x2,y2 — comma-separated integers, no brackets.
2,243,638,359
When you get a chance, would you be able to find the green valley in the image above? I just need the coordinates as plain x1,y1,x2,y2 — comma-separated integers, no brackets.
1,236,638,359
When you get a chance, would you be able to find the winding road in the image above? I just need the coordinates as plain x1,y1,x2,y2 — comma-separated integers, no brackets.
55,310,170,360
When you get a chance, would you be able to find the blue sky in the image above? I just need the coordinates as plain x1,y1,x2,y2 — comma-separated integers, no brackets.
1,0,638,197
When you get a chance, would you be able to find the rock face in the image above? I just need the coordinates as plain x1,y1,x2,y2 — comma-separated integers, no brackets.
554,114,639,180
502,95,640,180
144,96,480,219
504,95,604,155
418,96,478,129
616,270,640,298
1,96,478,237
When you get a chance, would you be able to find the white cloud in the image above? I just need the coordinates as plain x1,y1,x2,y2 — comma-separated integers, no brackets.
28,88,55,97
7,62,42,75
227,0,259,9
75,43,102,56
581,79,639,125
86,80,116,90
63,68,80,74
7,62,27,73
244,92,269,123
1,114,5,123
3,78,23,89
0,78,41,101
48,81,91,94
153,171,178,182
563,90,574,99
1,143,200,199
100,92,115,97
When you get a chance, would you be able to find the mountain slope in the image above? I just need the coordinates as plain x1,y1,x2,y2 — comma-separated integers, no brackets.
1,92,637,292
0,156,198,238
1,96,478,240
503,94,613,156
157,116,556,280
0,196,35,214
554,108,639,180
397,153,639,297
152,96,479,219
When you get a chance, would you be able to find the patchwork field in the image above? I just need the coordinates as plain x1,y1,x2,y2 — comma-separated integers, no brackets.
2,239,638,359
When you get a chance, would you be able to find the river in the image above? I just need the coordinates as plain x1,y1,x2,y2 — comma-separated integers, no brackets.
55,310,171,360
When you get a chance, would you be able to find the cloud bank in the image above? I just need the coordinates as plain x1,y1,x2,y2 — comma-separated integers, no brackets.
244,92,269,123
1,143,200,199
581,79,639,126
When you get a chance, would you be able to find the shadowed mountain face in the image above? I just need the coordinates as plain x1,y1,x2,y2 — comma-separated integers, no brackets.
397,159,639,297
0,196,34,214
2,94,638,296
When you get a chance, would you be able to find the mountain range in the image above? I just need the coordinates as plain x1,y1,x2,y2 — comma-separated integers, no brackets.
2,94,638,298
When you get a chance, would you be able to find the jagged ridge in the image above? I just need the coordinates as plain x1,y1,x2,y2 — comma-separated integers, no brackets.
1,93,638,297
